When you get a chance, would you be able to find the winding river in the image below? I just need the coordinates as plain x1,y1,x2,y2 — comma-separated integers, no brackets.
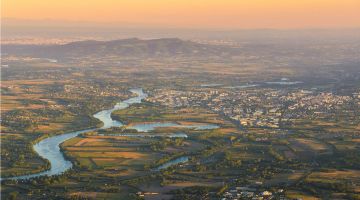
5,88,219,180
6,88,147,180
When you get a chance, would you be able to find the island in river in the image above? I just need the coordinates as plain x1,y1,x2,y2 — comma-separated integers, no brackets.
5,88,220,180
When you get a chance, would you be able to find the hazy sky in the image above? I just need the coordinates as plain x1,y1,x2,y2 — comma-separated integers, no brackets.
2,0,360,29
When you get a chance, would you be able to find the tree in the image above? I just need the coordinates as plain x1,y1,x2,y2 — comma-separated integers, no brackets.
9,191,18,200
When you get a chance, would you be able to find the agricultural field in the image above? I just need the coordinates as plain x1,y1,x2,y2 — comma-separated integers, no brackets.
1,67,131,178
111,102,228,126
1,54,359,199
62,135,162,173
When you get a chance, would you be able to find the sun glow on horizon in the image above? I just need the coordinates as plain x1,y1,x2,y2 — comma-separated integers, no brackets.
2,0,360,29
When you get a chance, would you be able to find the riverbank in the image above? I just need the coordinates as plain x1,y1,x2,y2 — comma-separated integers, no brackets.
3,88,147,180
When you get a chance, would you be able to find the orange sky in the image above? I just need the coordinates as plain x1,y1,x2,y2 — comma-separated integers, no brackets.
2,0,360,29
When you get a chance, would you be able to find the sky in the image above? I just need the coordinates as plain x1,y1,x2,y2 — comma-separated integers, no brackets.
2,0,360,29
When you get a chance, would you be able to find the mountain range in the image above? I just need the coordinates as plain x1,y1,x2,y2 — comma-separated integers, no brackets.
3,38,235,59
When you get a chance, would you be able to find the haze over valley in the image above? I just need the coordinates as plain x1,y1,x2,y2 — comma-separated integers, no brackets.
1,1,360,200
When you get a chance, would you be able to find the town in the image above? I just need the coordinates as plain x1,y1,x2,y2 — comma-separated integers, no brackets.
146,85,359,131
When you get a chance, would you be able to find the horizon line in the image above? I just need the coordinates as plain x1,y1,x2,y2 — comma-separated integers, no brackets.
2,18,360,31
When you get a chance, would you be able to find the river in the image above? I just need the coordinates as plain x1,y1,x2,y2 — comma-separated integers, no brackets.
154,156,189,171
6,88,147,180
5,88,218,180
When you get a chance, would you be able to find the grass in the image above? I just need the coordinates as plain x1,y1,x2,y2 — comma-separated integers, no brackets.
264,171,306,186
307,170,360,183
70,151,147,159
286,191,320,200
111,103,227,126
63,136,162,171
295,138,329,151
288,138,332,159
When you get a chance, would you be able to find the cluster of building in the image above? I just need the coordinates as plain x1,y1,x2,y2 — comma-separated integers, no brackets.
147,87,359,129
63,84,129,98
146,89,217,107
147,88,284,128
284,92,352,111
222,186,286,200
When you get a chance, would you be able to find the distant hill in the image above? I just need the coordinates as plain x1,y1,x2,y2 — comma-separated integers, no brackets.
3,38,234,59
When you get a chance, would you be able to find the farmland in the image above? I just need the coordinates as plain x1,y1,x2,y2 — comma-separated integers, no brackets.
1,40,360,199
